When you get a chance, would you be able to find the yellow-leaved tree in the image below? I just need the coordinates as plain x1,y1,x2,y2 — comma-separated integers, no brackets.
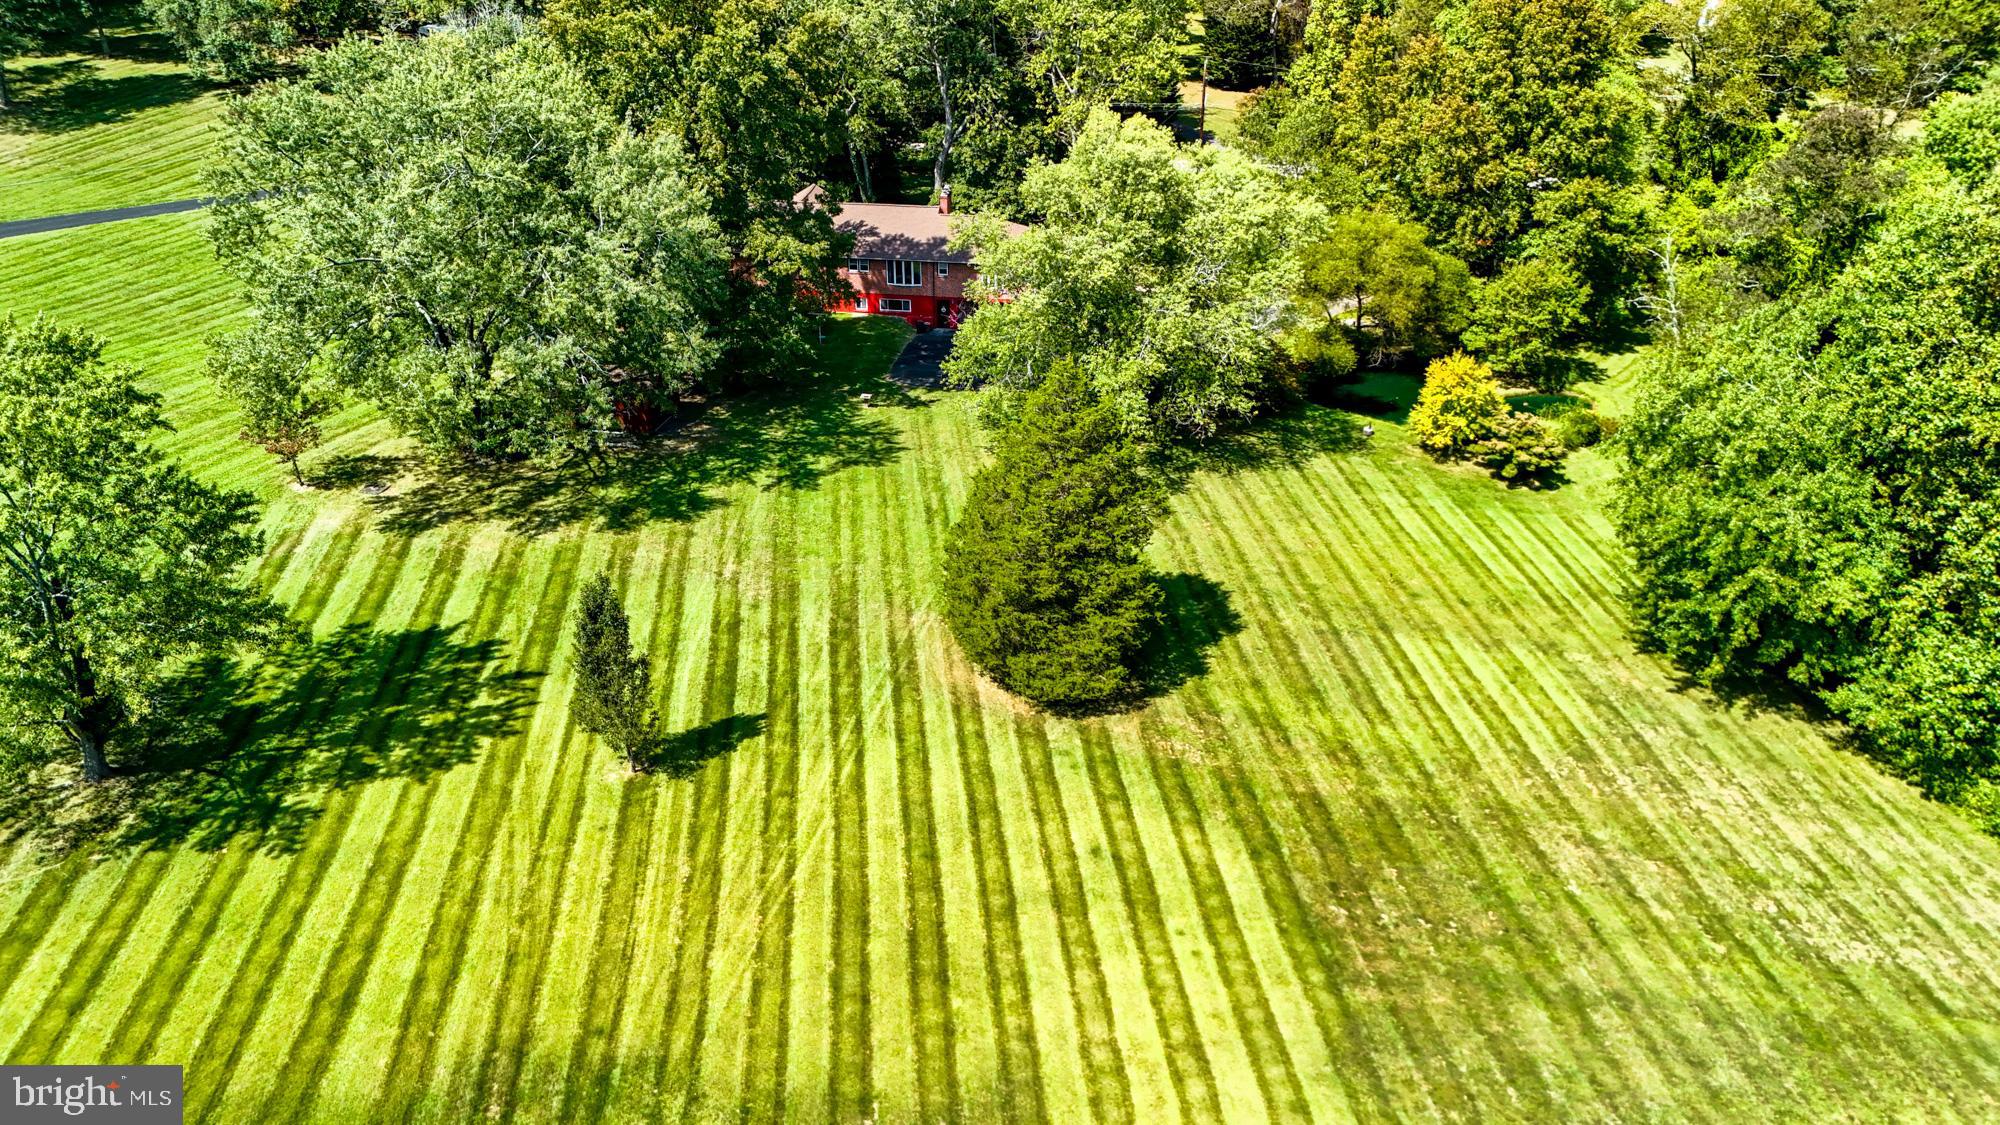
1408,352,1506,457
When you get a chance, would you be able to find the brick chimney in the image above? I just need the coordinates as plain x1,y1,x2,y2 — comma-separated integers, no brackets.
938,185,951,215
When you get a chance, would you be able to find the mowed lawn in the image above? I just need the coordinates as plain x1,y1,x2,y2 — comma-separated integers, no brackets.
0,40,221,222
3,214,2000,1124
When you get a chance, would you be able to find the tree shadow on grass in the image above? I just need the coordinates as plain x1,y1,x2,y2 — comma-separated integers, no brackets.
1156,405,1366,487
3,623,541,857
0,60,208,136
1140,572,1246,697
646,712,767,779
307,451,405,491
326,325,920,537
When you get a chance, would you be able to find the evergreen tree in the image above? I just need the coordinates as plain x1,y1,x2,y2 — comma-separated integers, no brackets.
942,360,1165,711
571,575,658,772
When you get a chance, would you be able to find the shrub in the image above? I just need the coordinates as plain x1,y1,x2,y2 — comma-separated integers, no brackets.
941,360,1165,710
1473,411,1568,482
1408,352,1507,457
1545,403,1610,449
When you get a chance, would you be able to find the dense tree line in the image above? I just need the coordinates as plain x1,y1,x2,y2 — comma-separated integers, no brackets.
1618,82,2000,834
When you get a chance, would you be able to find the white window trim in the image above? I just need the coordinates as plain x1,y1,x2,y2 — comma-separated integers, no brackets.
937,262,951,277
880,298,913,313
885,259,923,287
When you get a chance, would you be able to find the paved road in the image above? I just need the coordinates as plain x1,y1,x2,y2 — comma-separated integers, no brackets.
0,197,211,241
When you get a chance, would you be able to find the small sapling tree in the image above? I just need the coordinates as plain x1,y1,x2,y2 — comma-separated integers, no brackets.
571,575,658,772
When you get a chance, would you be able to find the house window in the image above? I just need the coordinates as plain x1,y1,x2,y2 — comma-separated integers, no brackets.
849,259,869,274
886,259,922,287
880,298,913,313
937,262,950,277
854,295,869,311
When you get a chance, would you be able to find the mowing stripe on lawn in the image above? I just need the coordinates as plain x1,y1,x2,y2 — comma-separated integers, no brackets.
1253,469,1685,1103
943,673,1048,1123
878,437,962,1123
311,535,546,1121
178,530,440,1120
99,529,415,1068
364,535,555,1119
1174,480,1592,1111
463,539,598,1111
596,521,705,1123
255,532,520,1119
1296,460,1952,1096
209,531,480,1119
826,470,873,1125
4,850,171,1063
660,506,750,1116
920,391,1049,1122
738,497,806,1121
1073,724,1225,1125
1383,469,1980,1084
1009,714,1136,1125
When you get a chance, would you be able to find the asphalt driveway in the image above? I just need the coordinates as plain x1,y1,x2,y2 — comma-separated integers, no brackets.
889,328,955,388
0,197,211,240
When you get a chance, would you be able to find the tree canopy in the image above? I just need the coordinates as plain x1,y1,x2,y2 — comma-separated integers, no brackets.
205,19,730,461
1616,168,2000,832
145,0,376,80
1259,0,1648,268
947,108,1319,437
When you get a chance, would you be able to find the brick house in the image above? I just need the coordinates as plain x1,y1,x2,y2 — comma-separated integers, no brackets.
793,185,1023,329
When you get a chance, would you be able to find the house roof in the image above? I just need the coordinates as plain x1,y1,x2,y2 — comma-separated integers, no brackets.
791,184,1024,265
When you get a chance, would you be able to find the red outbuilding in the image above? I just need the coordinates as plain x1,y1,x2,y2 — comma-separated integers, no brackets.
793,184,1023,329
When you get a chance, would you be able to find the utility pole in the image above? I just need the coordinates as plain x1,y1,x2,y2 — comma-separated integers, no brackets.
1199,57,1209,140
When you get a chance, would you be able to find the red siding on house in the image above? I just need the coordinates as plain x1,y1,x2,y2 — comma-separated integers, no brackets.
836,259,973,327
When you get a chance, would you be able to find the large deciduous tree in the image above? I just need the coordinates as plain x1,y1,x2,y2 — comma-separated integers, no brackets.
542,0,856,379
1292,209,1471,365
1253,0,1649,269
145,0,376,80
1636,0,1835,186
1723,102,1906,293
1003,0,1191,144
947,108,1320,437
205,20,729,462
942,360,1164,710
1836,0,2000,113
1462,257,1592,390
0,317,282,782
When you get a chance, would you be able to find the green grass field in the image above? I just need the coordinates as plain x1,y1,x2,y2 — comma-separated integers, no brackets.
4,213,2000,1119
0,38,221,221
